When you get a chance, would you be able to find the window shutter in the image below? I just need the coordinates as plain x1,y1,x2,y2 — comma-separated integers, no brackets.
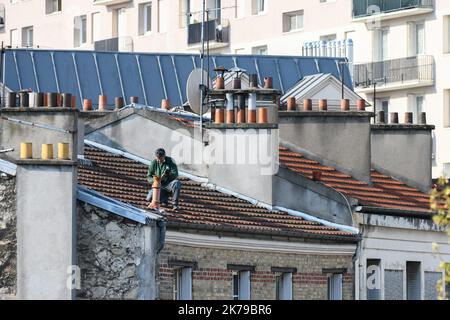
239,271,251,300
333,274,343,300
407,262,421,300
282,273,293,300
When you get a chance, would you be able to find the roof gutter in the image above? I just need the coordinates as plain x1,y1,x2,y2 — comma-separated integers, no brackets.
355,205,432,220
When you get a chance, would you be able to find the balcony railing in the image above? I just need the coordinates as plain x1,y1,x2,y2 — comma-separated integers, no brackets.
94,36,133,52
353,0,434,18
353,55,434,89
187,19,229,46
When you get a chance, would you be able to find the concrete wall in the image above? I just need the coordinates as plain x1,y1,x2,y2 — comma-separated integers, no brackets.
206,127,278,205
0,175,16,297
16,163,77,300
279,112,373,183
158,232,355,300
274,167,355,226
356,213,450,300
85,109,207,177
371,125,433,193
77,202,158,300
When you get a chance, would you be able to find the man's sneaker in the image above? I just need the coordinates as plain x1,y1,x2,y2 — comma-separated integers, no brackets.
172,205,179,211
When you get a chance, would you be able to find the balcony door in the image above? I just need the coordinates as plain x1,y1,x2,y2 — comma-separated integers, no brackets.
117,8,127,38
207,0,221,21
373,28,389,62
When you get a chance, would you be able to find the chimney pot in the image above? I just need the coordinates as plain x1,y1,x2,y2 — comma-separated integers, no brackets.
130,96,139,104
264,77,273,89
390,112,399,124
20,142,33,159
287,97,297,111
57,143,70,160
47,93,57,107
340,99,350,111
71,95,77,108
404,112,413,124
19,91,29,108
43,92,48,107
237,109,246,123
61,93,72,108
115,97,124,110
34,92,44,108
248,110,257,123
303,99,312,111
98,95,107,110
83,98,93,111
41,144,54,160
377,111,385,124
6,92,17,108
249,74,258,88
215,76,225,90
319,99,328,111
226,110,235,123
215,109,225,124
258,108,268,124
357,99,366,111
419,112,427,125
56,93,62,107
161,99,170,110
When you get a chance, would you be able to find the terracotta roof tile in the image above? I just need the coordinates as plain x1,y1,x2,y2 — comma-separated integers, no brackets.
78,146,356,240
279,147,431,215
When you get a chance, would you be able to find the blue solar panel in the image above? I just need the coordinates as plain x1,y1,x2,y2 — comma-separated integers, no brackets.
2,49,353,109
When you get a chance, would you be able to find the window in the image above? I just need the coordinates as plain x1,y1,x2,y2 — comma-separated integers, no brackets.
320,34,336,42
10,28,19,47
74,15,87,47
444,89,450,128
21,26,33,47
415,95,424,124
252,0,266,15
173,267,192,300
92,12,101,44
158,0,167,33
445,15,450,53
283,10,303,33
232,271,251,300
179,0,191,28
207,0,221,21
327,273,343,300
139,2,152,35
275,273,293,300
366,259,381,300
46,0,61,14
374,28,389,61
235,0,245,19
116,8,127,38
415,22,425,55
252,45,267,55
406,261,422,300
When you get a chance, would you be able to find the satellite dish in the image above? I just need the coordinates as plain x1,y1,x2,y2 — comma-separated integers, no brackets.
186,68,211,115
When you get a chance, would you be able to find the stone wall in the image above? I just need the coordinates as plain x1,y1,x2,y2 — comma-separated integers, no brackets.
77,202,155,300
0,175,16,296
157,241,354,300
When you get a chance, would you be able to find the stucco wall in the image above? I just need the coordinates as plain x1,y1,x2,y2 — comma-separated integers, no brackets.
0,175,16,296
77,202,157,300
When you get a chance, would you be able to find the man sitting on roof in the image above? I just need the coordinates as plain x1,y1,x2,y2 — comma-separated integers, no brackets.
146,148,181,211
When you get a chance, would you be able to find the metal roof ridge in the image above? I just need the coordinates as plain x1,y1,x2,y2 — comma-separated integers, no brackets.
77,185,162,224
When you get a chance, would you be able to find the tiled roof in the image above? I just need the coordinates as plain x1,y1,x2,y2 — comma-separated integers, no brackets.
78,146,357,241
279,146,431,214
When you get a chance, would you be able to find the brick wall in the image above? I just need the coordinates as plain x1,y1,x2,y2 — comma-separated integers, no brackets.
157,241,354,300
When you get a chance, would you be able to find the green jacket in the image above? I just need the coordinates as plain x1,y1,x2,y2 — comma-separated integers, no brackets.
146,156,178,187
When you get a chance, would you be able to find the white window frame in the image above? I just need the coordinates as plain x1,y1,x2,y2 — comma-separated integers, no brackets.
252,0,267,15
252,45,267,55
22,26,33,48
74,15,87,48
139,2,152,35
46,0,61,15
283,10,304,33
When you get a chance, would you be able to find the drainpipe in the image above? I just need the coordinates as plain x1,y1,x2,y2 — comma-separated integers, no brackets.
156,220,166,253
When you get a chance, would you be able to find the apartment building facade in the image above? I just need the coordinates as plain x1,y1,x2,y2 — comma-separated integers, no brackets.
0,0,449,178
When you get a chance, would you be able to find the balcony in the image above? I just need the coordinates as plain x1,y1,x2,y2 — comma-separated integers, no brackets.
352,0,434,22
94,36,133,52
187,19,230,50
93,0,131,5
353,55,434,93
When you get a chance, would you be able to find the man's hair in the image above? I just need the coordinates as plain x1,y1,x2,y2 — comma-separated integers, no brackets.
155,148,166,157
